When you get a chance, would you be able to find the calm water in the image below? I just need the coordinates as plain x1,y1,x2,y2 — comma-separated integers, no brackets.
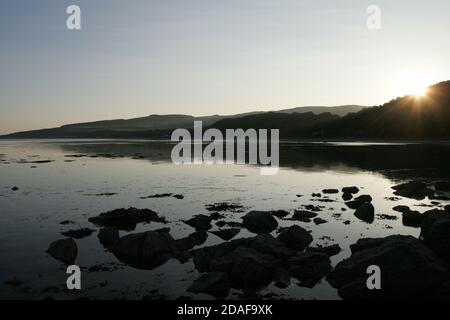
1,139,450,300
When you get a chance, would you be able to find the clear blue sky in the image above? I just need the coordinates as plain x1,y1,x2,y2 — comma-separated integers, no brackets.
1,0,449,134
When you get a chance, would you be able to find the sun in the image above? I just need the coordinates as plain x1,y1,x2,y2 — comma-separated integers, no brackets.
397,72,432,98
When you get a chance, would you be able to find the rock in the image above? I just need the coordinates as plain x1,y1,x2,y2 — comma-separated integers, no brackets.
354,203,375,223
435,181,450,191
112,229,182,269
209,212,225,220
343,220,351,225
98,227,120,248
420,209,450,263
211,228,240,241
175,231,208,251
402,210,423,228
46,238,78,264
342,192,353,201
11,186,19,191
313,217,328,225
88,207,166,231
210,247,281,289
248,234,294,259
392,180,434,200
342,186,359,194
327,235,449,299
277,225,313,251
242,211,278,234
322,189,339,194
307,244,341,257
303,205,322,212
193,234,292,272
184,215,212,231
292,210,317,222
311,193,321,197
270,210,290,218
345,195,373,209
273,267,291,288
61,228,94,239
287,252,332,288
187,272,230,298
393,205,410,213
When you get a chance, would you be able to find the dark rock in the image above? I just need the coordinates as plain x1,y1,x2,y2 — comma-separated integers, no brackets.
292,210,317,222
420,209,450,263
46,238,78,264
270,210,290,218
173,194,184,199
346,195,373,209
112,229,182,269
393,205,410,213
210,212,225,220
303,205,322,212
342,192,353,201
273,267,291,288
311,193,321,197
392,181,434,200
323,189,339,194
248,234,294,259
343,220,351,225
313,217,328,225
11,186,19,191
211,228,240,241
175,231,208,251
88,207,166,231
277,225,313,251
307,244,341,257
61,228,94,239
60,220,75,225
184,215,212,231
288,252,332,288
187,272,230,298
354,203,375,223
98,227,120,248
210,247,281,289
402,210,423,228
242,211,278,234
435,181,450,191
327,235,449,299
342,186,359,194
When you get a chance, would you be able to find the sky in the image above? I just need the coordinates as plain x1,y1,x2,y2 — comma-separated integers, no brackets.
0,0,449,134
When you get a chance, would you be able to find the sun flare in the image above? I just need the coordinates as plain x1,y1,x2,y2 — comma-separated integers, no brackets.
397,73,432,98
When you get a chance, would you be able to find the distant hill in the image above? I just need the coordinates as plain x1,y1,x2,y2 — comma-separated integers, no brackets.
276,105,366,117
318,81,450,139
0,105,365,139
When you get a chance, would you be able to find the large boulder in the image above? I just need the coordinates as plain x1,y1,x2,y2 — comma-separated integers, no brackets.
420,209,450,264
327,235,449,299
98,227,119,248
287,252,332,288
354,203,375,223
242,211,278,234
184,215,212,231
187,272,230,298
402,209,423,228
342,186,359,194
112,229,182,269
392,181,434,200
292,210,317,222
277,225,313,251
346,195,373,209
88,207,166,231
273,267,291,288
210,247,281,289
46,238,78,264
175,231,208,251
